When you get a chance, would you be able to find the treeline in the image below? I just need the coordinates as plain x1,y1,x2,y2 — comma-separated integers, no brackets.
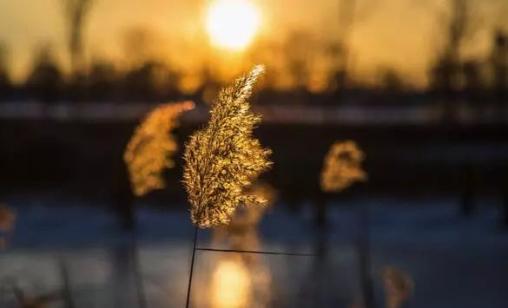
0,46,183,104
0,0,506,107
0,29,506,107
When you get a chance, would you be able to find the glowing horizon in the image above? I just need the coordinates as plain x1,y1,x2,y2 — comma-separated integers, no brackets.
0,0,505,88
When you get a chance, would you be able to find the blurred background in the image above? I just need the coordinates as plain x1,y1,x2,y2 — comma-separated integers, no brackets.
0,0,507,307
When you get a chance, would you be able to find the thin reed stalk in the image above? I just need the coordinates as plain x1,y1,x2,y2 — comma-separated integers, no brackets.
357,204,375,308
185,227,198,308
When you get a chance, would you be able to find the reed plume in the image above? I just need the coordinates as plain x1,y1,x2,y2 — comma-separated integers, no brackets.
183,65,272,228
381,266,414,308
0,204,15,250
0,204,14,231
124,101,194,196
321,140,367,192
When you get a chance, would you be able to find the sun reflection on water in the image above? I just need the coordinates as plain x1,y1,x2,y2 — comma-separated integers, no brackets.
211,258,252,308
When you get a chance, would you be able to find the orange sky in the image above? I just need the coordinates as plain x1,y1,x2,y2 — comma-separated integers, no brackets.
0,0,506,88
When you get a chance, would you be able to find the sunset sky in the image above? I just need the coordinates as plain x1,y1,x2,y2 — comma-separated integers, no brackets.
0,0,506,88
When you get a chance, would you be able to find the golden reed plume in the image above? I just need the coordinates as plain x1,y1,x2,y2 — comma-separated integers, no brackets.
183,65,272,228
381,266,414,308
124,101,194,196
321,140,367,192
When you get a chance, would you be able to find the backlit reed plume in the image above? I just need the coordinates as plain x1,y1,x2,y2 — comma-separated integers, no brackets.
321,140,367,192
381,266,414,308
183,65,272,228
124,101,195,196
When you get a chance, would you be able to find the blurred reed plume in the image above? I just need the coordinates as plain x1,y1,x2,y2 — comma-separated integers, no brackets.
225,182,276,232
0,204,15,250
183,65,272,228
124,101,195,196
381,266,414,308
231,182,277,227
321,140,367,192
0,204,14,231
214,181,276,242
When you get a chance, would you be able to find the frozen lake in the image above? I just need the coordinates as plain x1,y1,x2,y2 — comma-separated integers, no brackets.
1,195,507,307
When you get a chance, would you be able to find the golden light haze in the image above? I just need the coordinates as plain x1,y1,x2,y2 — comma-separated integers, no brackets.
0,0,506,88
211,259,252,307
206,0,261,50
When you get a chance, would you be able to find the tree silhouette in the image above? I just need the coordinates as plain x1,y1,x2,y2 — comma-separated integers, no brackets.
332,0,377,93
490,29,507,118
429,0,479,122
61,0,94,76
0,43,11,100
334,0,357,92
120,27,181,101
24,45,63,104
87,59,118,101
284,31,313,92
379,67,406,93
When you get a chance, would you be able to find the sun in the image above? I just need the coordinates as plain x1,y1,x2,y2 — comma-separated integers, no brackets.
205,0,261,51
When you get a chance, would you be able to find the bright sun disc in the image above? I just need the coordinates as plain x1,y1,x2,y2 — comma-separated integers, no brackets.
206,0,261,50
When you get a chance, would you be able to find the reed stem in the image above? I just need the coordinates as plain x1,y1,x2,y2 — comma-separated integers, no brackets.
185,226,198,308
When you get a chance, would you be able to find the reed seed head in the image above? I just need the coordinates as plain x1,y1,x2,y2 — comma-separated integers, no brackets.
183,65,272,228
124,101,194,196
321,140,367,192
